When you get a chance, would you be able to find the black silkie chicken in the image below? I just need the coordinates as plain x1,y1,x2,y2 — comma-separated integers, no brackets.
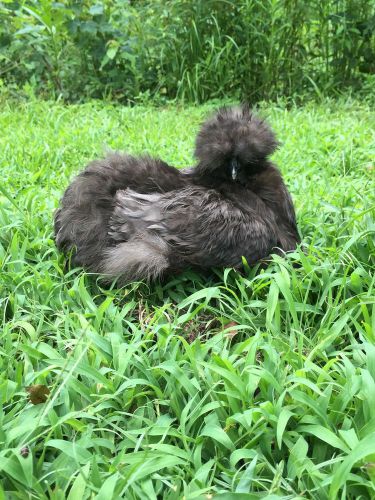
54,105,300,283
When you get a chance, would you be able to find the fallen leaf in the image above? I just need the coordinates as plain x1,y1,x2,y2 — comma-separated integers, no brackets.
365,462,375,480
26,384,50,404
223,321,239,337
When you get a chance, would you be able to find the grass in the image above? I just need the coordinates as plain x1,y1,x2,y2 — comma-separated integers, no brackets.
0,97,374,499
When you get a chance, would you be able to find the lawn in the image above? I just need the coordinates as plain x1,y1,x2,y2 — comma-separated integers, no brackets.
0,98,374,499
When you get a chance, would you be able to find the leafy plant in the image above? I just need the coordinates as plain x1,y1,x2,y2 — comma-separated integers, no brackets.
0,0,374,102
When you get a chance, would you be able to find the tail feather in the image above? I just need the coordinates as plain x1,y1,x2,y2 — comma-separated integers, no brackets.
54,154,183,272
100,237,169,283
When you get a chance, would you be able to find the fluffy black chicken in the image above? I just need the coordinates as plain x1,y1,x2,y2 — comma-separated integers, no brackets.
54,105,299,283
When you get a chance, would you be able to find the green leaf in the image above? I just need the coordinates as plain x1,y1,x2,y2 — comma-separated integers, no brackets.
178,287,221,309
96,472,119,500
200,424,235,451
67,463,90,500
236,455,257,492
106,45,119,61
46,440,92,464
89,4,104,16
297,425,350,453
276,408,294,449
330,432,375,499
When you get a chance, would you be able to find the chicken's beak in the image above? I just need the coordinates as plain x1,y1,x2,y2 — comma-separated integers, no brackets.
231,159,239,180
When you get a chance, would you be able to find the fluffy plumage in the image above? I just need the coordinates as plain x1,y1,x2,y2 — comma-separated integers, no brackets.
54,155,186,272
54,105,300,283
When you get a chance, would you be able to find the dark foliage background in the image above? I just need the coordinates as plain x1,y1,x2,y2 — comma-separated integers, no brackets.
0,0,374,103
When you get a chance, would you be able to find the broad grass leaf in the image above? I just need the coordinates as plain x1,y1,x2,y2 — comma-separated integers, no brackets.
96,472,119,500
359,369,375,421
0,452,30,487
287,376,324,396
178,287,221,309
297,425,350,453
147,444,190,461
120,454,186,479
186,401,224,431
230,449,257,468
67,463,90,500
339,429,359,450
342,230,374,254
306,312,351,359
276,408,294,449
191,458,215,484
49,359,111,387
266,280,279,329
365,342,375,380
200,424,235,451
20,344,45,360
274,268,298,326
155,360,199,397
203,362,246,397
235,455,257,492
287,436,308,480
13,320,36,341
289,390,328,424
15,449,33,488
139,478,158,499
46,439,91,464
330,432,375,499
